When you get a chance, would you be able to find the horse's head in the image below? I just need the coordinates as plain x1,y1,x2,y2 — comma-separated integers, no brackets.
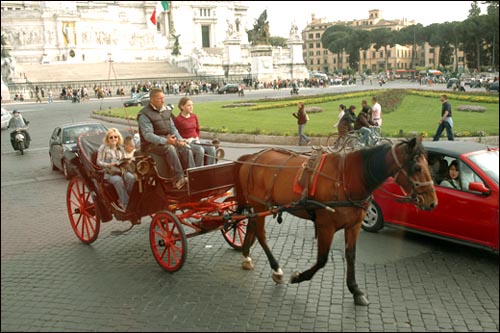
391,135,438,210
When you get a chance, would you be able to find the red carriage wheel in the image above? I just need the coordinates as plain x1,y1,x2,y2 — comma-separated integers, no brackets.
149,211,187,272
66,176,100,244
221,219,248,251
220,197,248,251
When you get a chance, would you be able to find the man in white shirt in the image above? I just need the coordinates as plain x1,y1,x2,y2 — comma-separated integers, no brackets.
371,96,382,126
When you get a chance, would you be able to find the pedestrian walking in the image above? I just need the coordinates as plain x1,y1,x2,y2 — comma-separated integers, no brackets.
47,89,53,103
292,101,311,146
433,94,454,141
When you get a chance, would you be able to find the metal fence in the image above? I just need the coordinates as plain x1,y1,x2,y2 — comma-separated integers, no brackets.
6,73,255,99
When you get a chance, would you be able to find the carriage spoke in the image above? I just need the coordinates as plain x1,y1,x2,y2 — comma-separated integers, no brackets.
149,211,187,272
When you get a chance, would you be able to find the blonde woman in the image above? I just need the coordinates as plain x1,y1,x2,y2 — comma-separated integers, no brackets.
96,128,135,210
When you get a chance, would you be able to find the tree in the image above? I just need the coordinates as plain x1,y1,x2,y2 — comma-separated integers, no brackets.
369,28,396,71
469,1,482,17
322,26,370,73
396,24,426,69
269,36,287,47
321,25,351,72
461,15,488,70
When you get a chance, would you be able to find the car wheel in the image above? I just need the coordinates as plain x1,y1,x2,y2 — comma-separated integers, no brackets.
50,154,58,170
137,102,142,106
62,160,71,180
362,201,384,232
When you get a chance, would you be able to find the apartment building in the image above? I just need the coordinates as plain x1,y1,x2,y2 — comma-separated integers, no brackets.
302,10,466,75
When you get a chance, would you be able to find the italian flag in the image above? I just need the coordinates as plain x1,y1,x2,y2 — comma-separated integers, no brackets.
150,1,170,25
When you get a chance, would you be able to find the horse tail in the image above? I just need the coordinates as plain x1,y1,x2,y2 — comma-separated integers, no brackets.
234,153,252,211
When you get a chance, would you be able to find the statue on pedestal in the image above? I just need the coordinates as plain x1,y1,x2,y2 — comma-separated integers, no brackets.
171,33,181,56
289,22,299,38
226,19,235,38
246,10,270,46
1,32,15,100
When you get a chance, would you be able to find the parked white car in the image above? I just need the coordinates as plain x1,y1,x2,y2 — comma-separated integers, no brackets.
1,108,12,129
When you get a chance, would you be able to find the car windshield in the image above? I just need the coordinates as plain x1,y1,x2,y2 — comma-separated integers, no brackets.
63,124,106,144
468,150,499,185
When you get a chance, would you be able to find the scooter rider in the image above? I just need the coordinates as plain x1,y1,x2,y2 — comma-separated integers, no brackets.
8,110,31,147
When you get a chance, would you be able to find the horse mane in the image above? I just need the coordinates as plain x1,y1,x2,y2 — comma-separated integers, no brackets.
360,138,425,193
359,144,392,193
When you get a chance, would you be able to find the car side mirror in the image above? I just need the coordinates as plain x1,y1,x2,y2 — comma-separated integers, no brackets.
468,182,490,195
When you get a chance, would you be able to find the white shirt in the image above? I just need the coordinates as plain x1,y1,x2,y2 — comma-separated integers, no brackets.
333,110,345,128
372,102,382,126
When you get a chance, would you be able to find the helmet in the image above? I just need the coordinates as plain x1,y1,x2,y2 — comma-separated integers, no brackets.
12,109,20,114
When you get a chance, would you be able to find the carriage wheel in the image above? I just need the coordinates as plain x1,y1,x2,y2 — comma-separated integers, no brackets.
220,197,248,251
150,211,187,272
66,176,100,244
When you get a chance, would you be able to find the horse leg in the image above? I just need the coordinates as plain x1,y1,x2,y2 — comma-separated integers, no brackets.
345,225,369,306
290,218,335,284
241,218,257,270
252,216,285,284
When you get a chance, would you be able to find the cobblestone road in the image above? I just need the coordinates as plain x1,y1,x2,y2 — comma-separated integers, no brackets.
1,177,498,332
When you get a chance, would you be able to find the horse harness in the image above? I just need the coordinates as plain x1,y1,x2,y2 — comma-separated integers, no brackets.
389,143,435,206
241,148,372,223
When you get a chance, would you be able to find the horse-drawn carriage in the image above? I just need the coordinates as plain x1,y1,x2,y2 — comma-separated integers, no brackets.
66,131,247,272
67,131,437,305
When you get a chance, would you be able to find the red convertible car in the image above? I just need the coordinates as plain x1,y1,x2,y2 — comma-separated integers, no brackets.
363,141,499,253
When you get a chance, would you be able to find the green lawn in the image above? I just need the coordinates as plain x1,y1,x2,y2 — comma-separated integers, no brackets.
98,91,499,138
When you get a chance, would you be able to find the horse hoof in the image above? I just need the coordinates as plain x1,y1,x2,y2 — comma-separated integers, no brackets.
242,261,254,270
354,294,370,306
272,273,285,284
272,268,285,284
290,271,301,284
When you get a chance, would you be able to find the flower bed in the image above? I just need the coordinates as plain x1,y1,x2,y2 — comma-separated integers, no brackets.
456,105,487,112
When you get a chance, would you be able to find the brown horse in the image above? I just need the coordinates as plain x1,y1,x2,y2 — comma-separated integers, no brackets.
234,136,437,306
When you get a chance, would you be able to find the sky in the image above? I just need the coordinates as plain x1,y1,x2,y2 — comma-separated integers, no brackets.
243,1,489,38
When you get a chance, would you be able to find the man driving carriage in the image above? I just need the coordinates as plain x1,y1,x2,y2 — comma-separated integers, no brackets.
137,88,195,189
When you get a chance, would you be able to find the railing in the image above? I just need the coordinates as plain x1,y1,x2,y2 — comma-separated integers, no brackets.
6,74,254,99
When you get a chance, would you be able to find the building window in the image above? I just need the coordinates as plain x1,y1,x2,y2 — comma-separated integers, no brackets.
317,59,321,65
308,33,313,39
458,57,464,62
201,25,210,48
316,42,320,48
309,51,314,56
316,51,321,56
199,8,211,17
315,33,320,38
309,43,314,48
372,52,376,58
429,48,434,54
323,50,328,55
387,51,391,58
429,58,434,64
310,59,314,65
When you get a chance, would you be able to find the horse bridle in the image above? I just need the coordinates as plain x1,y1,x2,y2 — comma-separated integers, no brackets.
388,144,434,206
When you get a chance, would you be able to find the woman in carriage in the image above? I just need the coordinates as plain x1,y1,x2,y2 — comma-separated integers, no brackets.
96,128,135,211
